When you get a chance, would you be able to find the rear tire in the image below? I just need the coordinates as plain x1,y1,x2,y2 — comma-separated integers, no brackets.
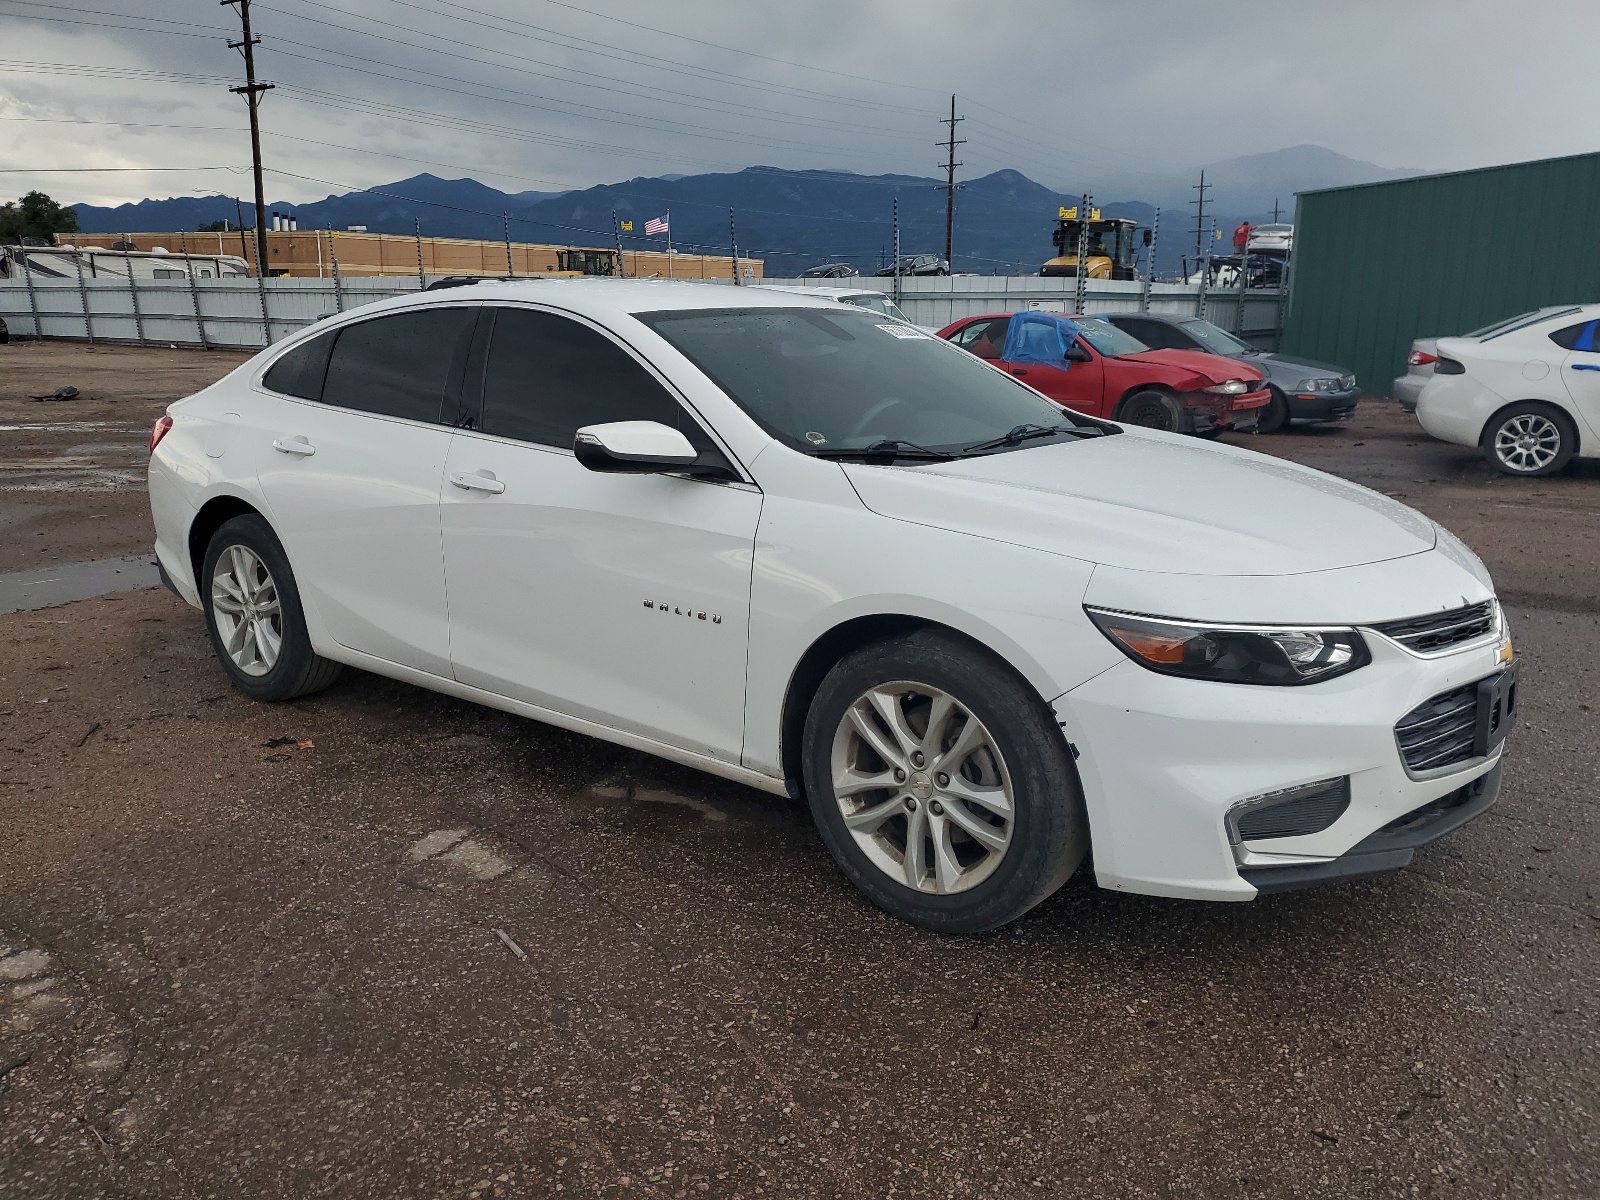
1116,389,1184,432
1255,386,1292,434
800,629,1089,934
201,514,342,702
1481,402,1576,477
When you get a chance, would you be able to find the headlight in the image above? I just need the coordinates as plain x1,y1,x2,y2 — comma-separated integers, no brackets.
1085,608,1371,686
1202,379,1248,395
1296,377,1339,392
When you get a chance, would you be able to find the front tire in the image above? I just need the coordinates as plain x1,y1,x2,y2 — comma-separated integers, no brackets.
1255,386,1292,434
800,629,1088,934
1116,389,1184,432
1481,402,1576,477
201,514,342,702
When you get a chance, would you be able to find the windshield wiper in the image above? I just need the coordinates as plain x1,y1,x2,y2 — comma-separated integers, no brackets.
957,423,1085,456
811,438,955,462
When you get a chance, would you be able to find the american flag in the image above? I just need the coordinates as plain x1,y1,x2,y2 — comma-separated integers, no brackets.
644,215,669,236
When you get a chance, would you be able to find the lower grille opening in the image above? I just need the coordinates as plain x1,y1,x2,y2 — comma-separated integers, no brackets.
1230,777,1351,842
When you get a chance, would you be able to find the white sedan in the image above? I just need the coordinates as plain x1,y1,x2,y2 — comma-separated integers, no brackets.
1416,304,1600,475
148,280,1517,932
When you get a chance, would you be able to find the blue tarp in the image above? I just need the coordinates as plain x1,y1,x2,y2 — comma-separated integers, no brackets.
1001,310,1081,368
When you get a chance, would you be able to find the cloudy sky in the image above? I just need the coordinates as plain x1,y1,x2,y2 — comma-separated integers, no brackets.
0,0,1593,208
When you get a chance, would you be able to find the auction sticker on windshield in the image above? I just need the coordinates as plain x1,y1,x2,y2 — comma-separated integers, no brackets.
877,324,927,339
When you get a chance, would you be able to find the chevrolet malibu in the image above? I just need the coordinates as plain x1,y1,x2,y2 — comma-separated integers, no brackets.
148,280,1518,933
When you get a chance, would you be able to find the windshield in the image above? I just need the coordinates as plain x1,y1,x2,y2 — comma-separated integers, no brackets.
839,293,912,324
1074,317,1148,357
1179,318,1251,355
640,307,1088,454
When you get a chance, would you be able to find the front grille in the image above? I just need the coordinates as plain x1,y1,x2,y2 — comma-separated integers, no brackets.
1233,777,1351,841
1394,683,1478,772
1371,601,1496,654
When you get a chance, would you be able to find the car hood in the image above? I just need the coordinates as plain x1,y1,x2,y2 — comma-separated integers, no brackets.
842,430,1436,576
1122,348,1265,385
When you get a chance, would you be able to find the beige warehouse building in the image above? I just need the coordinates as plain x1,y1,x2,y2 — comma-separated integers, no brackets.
65,230,761,281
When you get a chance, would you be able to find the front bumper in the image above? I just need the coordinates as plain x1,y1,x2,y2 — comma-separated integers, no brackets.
1186,389,1270,434
1241,763,1500,893
1053,623,1510,901
1286,386,1360,422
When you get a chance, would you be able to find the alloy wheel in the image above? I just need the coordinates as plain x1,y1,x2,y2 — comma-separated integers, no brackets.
210,544,283,677
1494,413,1562,473
829,682,1015,894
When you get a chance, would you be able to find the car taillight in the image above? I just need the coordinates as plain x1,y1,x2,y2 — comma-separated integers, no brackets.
1433,357,1466,375
1408,350,1437,367
150,415,173,453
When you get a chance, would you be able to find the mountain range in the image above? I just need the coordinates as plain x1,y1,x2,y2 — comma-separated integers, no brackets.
70,144,1420,277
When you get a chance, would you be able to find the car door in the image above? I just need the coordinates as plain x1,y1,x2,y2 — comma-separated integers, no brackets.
1553,317,1600,434
252,304,477,678
439,305,761,764
948,316,1011,362
1001,326,1106,417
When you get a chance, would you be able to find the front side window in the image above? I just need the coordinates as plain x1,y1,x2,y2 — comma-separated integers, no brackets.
641,307,1087,454
479,307,714,454
320,307,476,422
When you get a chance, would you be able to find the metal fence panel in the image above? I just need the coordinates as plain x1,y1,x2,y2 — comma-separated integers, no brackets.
3,273,1284,351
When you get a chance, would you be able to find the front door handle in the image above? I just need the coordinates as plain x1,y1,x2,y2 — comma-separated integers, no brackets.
272,436,315,456
450,470,506,494
1571,363,1600,372
1010,368,1028,376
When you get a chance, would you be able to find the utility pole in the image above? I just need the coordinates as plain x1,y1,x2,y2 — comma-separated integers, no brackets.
1273,197,1281,223
937,94,964,270
223,1,273,276
1190,168,1210,262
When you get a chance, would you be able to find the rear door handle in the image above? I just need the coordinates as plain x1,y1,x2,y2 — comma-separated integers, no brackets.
272,436,315,456
449,470,506,494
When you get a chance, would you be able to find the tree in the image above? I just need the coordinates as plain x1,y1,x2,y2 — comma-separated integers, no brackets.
0,190,79,243
198,219,232,233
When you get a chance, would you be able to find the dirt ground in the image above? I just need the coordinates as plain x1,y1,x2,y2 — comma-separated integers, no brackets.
1,343,1596,1199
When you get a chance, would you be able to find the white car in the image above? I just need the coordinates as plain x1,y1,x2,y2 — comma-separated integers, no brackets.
148,280,1518,933
1415,304,1600,475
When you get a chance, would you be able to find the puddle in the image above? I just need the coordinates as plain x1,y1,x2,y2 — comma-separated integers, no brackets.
0,555,163,614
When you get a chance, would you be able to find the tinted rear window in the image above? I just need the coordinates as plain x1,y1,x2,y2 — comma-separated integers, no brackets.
321,307,477,423
1548,319,1599,351
262,331,335,400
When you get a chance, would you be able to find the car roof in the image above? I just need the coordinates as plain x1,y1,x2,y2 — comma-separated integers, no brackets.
372,277,849,318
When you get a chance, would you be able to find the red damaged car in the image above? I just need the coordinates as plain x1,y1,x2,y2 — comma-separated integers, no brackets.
938,311,1270,435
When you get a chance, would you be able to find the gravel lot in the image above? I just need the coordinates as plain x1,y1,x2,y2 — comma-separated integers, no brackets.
2,342,1596,1199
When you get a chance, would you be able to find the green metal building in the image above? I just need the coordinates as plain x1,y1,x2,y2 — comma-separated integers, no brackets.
1280,150,1600,391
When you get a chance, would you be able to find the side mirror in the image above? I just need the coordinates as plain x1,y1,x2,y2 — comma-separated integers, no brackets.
1066,341,1093,363
574,421,698,473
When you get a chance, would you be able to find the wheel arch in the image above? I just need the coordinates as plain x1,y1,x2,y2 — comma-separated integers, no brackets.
776,611,1062,799
1478,397,1582,455
187,494,267,592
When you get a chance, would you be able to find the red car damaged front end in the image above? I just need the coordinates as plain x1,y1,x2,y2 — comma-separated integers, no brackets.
1137,348,1271,433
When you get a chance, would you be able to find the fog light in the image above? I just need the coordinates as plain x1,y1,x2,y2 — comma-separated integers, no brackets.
1226,777,1351,844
